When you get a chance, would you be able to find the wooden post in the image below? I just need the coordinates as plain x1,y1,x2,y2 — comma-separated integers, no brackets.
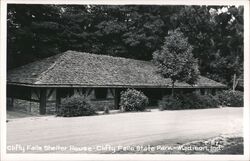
39,88,47,115
114,89,120,110
56,88,61,113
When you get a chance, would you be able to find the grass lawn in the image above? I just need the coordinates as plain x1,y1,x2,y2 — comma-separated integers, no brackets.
7,107,243,154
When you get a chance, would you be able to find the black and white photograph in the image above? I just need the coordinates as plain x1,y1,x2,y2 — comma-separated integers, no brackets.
0,0,249,160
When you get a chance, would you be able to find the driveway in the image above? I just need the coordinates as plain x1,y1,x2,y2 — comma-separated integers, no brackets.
7,107,243,153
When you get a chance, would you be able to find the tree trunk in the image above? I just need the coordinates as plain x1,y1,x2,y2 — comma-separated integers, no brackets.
233,74,236,91
171,81,175,97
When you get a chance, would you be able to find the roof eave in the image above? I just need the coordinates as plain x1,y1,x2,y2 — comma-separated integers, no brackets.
7,82,227,89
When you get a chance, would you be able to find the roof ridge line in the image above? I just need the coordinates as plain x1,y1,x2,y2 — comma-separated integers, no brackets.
35,52,67,84
74,50,153,64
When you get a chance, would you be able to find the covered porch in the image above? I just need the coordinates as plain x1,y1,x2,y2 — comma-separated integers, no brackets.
7,84,220,115
7,85,125,115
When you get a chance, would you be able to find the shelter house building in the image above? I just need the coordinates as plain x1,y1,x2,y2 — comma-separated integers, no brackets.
7,50,227,114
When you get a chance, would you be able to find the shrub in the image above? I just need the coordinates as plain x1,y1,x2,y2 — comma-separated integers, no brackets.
57,95,96,117
158,96,182,110
120,89,149,111
179,93,219,109
159,93,219,110
217,90,243,107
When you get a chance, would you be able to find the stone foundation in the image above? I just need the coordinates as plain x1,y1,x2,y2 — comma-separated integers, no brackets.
7,98,115,115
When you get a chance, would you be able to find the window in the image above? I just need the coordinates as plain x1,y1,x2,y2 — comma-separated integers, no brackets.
200,89,205,95
95,88,108,99
212,89,216,95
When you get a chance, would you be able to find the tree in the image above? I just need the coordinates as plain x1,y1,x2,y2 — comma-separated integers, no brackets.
86,5,183,60
7,5,243,87
7,4,62,69
7,4,183,70
176,6,243,85
209,6,243,85
152,30,200,96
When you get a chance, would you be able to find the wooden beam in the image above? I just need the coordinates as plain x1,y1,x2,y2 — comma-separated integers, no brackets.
34,88,40,99
39,88,47,115
109,88,115,97
47,88,54,99
87,88,93,96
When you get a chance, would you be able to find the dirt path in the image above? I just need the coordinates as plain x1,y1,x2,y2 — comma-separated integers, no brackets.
7,107,243,153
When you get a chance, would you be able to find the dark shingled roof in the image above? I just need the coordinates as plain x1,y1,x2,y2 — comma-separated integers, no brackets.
7,50,226,88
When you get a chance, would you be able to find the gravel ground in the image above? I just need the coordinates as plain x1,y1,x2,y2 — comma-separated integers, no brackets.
7,107,243,153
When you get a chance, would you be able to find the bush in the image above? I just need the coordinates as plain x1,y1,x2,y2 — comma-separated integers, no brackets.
57,95,96,117
180,93,219,109
217,90,243,107
158,96,182,110
159,93,219,110
120,89,149,111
